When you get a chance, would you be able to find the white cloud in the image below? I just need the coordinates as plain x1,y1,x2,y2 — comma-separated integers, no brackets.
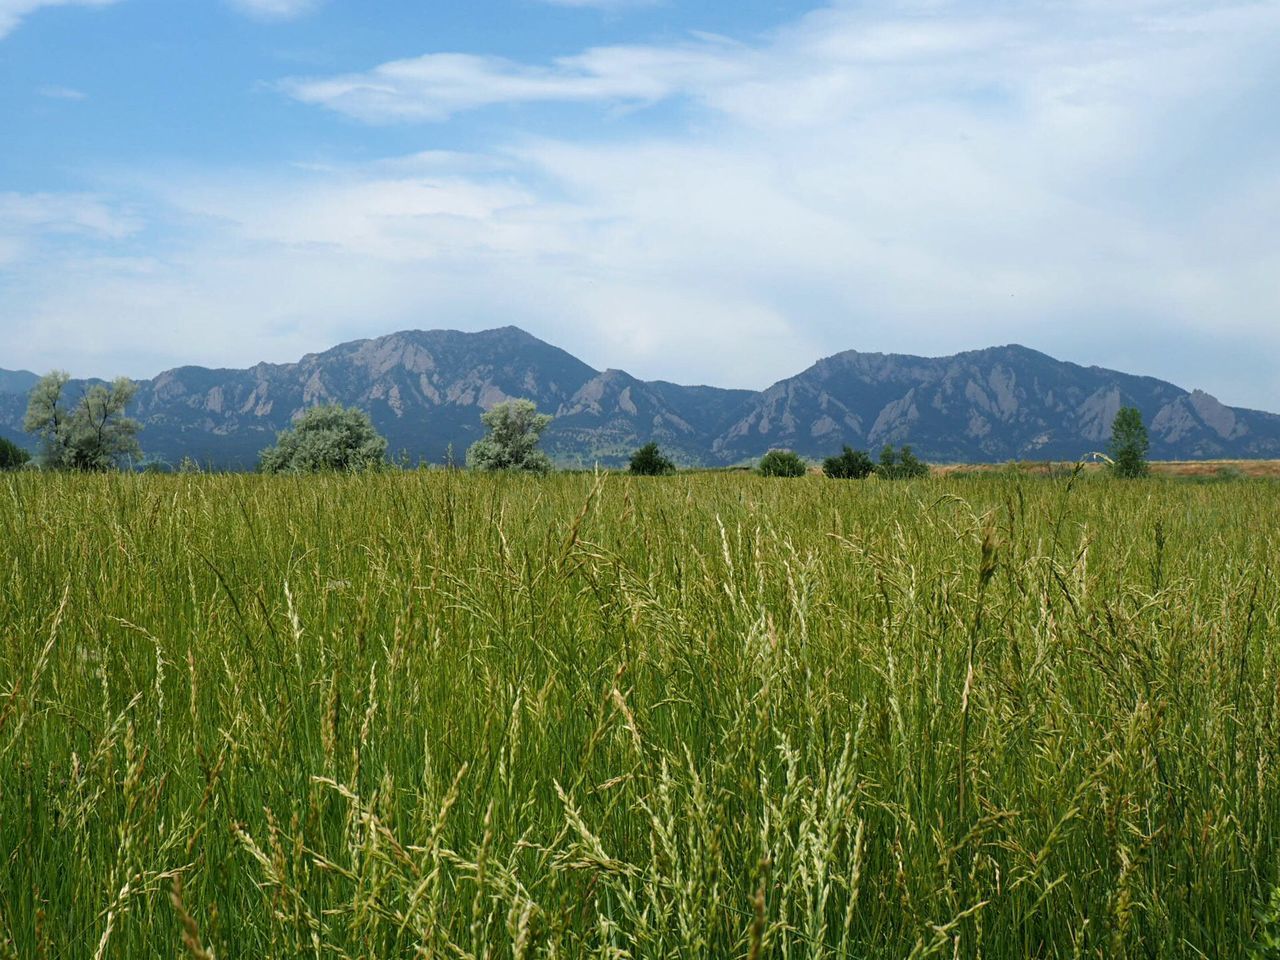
0,192,141,277
0,192,139,240
285,0,1280,129
0,0,117,39
37,84,86,99
282,41,748,121
226,0,321,22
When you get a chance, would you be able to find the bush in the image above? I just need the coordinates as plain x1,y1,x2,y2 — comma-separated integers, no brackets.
467,398,553,474
758,449,808,477
259,404,388,474
822,445,874,479
0,437,30,471
629,442,676,476
877,444,928,479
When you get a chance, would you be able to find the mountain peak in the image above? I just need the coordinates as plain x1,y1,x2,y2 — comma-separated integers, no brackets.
2,330,1277,466
974,343,1054,361
395,324,543,345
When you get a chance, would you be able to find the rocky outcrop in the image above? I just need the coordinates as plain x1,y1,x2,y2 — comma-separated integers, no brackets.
3,331,1278,466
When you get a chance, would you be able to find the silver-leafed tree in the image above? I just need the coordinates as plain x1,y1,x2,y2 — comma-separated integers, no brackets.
259,404,388,474
24,371,141,471
466,398,553,474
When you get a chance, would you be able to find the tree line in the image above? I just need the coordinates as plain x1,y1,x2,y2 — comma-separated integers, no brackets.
5,370,1153,478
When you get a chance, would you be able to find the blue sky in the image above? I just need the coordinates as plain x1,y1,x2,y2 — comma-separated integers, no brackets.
2,0,1279,410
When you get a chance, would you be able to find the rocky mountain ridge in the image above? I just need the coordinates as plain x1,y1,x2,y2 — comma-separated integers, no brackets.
3,327,1277,467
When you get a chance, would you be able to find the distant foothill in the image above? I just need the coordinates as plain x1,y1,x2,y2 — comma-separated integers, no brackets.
7,365,1155,483
0,326,1274,470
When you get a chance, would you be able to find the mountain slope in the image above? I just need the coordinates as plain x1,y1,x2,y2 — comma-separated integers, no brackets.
2,331,1277,466
0,369,38,396
716,344,1280,462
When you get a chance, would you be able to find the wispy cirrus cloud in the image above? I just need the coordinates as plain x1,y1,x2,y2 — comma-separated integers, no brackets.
37,83,86,99
282,40,747,122
0,192,141,274
0,192,139,239
283,0,1280,129
0,0,118,39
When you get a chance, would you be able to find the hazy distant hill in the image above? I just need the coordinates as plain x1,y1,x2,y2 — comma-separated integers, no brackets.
714,343,1280,463
3,328,1278,467
0,369,37,397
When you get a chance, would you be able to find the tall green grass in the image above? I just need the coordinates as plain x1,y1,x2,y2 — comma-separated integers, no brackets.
1,470,1278,957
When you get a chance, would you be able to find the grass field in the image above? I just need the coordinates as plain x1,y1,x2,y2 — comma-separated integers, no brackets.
2,469,1279,958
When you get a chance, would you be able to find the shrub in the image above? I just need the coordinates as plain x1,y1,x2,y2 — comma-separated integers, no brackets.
822,445,875,479
0,437,30,471
758,449,807,477
629,442,676,476
467,398,553,474
259,404,388,474
877,444,928,479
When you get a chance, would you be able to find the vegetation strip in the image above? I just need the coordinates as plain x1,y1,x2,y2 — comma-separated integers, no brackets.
1,469,1278,956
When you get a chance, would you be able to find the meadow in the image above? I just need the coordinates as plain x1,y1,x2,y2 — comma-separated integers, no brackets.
1,469,1279,958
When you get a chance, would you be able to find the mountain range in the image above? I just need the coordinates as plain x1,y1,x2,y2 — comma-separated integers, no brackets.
3,326,1278,468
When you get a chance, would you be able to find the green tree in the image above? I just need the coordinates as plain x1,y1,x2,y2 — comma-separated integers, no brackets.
1108,406,1150,478
24,371,141,471
23,371,72,465
629,442,676,476
877,444,898,478
0,437,30,470
259,404,388,474
877,444,928,479
758,449,807,477
467,398,553,474
822,445,875,479
898,445,928,478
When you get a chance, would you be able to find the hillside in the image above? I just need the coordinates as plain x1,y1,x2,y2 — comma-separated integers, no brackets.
3,329,1277,466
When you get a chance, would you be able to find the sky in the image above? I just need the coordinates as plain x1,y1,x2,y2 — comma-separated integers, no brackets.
1,0,1278,410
